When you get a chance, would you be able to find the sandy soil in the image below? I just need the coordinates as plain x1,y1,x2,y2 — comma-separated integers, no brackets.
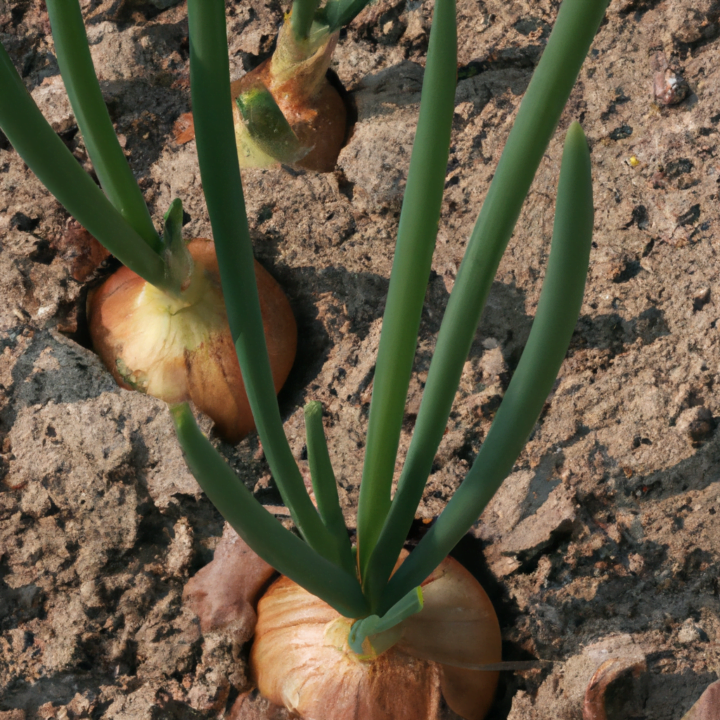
1,0,720,717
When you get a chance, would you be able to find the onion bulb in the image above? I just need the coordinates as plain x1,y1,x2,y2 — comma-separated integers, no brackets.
251,556,501,720
231,20,346,173
87,238,296,442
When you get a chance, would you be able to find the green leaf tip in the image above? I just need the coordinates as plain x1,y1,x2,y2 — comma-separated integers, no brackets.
235,86,309,165
161,197,194,296
566,120,589,149
303,400,323,420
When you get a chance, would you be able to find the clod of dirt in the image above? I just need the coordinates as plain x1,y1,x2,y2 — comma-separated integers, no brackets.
53,220,110,283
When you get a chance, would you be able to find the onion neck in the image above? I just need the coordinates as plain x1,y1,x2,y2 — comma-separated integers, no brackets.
268,18,338,101
152,260,213,313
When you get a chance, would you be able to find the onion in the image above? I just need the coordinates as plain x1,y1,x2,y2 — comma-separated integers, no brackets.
251,556,501,720
87,238,296,442
231,21,347,173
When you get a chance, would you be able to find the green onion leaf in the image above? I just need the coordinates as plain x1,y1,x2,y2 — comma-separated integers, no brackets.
356,0,456,602
304,401,355,576
349,585,423,655
0,42,168,290
366,0,608,611
45,0,161,253
236,86,309,165
291,0,322,41
380,121,594,612
186,0,339,563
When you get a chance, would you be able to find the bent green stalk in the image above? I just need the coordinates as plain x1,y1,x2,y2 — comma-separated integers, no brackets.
45,0,161,254
187,0,339,565
0,43,169,291
363,0,608,609
356,0,457,581
379,121,594,612
173,405,367,618
304,402,356,576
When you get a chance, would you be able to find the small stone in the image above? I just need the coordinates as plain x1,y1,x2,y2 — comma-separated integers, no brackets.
166,518,194,577
676,406,715,444
453,101,474,121
0,710,26,720
20,482,52,519
652,52,689,106
677,619,703,645
692,287,711,311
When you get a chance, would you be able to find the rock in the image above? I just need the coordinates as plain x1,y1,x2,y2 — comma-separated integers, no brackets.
677,619,705,645
337,61,423,209
676,406,715,444
31,78,75,134
483,484,578,577
508,635,647,720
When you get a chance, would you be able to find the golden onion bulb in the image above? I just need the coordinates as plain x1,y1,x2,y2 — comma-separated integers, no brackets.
251,556,501,720
87,238,296,442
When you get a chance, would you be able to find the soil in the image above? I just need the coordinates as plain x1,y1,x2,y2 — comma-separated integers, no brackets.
1,0,720,718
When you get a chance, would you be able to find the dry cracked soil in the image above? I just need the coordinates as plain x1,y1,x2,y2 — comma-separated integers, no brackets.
1,0,720,718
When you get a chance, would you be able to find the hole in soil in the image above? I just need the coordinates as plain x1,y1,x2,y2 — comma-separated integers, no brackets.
56,258,119,353
10,5,27,26
10,212,40,233
29,238,57,265
327,67,358,151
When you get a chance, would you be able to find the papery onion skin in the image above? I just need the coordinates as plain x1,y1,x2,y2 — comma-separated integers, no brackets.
251,556,501,720
251,575,442,720
399,558,502,720
87,238,296,443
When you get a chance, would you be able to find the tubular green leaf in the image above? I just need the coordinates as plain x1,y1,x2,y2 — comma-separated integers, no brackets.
291,0,321,41
380,121,594,612
304,402,355,576
45,0,161,253
186,0,336,561
172,404,368,618
162,198,194,296
324,0,374,31
0,42,169,290
355,0,457,592
366,0,607,609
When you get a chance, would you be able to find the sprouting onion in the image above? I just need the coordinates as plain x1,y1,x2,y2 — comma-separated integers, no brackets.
176,0,605,718
0,0,297,442
183,0,381,172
